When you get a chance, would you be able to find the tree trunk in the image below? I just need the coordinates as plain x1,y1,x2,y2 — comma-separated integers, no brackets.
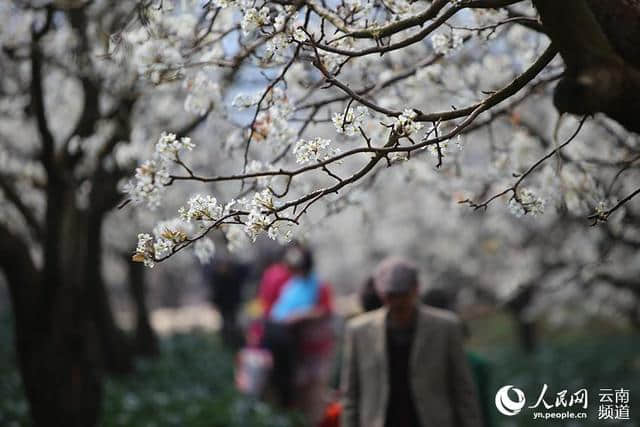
506,285,538,353
533,0,640,133
86,198,134,374
1,225,103,427
127,258,159,357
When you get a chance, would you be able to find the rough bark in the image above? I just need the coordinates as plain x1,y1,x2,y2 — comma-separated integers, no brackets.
533,0,640,133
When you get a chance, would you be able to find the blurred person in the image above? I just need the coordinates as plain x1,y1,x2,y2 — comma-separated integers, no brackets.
245,247,292,348
359,276,383,312
263,243,334,424
341,257,482,427
422,289,494,427
205,254,250,349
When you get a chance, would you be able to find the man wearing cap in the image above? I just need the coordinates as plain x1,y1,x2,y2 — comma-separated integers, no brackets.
340,257,483,427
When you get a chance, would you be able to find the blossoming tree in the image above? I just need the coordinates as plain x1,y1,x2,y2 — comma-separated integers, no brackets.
113,0,639,269
1,0,640,425
0,1,213,425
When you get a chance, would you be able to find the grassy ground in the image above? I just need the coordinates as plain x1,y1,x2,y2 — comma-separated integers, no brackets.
101,332,303,427
468,312,640,426
1,310,639,426
0,314,302,427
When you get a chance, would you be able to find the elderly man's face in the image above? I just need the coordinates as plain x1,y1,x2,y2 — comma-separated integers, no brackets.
382,287,418,319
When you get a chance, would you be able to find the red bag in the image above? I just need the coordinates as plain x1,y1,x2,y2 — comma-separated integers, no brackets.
318,401,341,427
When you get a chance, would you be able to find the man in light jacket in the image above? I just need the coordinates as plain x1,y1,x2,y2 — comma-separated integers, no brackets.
341,257,483,427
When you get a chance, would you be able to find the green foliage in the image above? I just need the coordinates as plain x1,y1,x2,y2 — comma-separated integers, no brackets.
1,310,638,427
486,335,640,426
0,313,302,427
103,332,304,427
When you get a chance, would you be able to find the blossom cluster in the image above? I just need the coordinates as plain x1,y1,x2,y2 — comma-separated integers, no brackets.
123,159,172,210
332,106,369,136
241,7,271,35
244,189,287,242
155,132,196,162
293,137,341,165
508,188,546,218
124,132,195,209
393,109,423,136
151,218,192,259
132,195,231,267
132,216,217,267
178,194,226,224
132,233,156,267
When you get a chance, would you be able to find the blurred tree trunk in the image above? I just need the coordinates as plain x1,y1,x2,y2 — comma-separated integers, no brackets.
506,286,538,353
86,168,135,373
1,205,103,427
1,180,135,426
126,256,159,357
1,75,134,426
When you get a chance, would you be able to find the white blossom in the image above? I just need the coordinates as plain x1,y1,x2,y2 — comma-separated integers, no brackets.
293,137,340,164
332,106,369,136
273,14,287,32
155,132,196,162
133,233,156,267
293,27,308,42
123,159,171,209
268,221,294,243
508,188,546,218
251,188,277,211
393,108,423,136
245,209,271,242
508,197,526,218
153,238,174,259
153,218,192,241
241,7,271,36
178,194,224,223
